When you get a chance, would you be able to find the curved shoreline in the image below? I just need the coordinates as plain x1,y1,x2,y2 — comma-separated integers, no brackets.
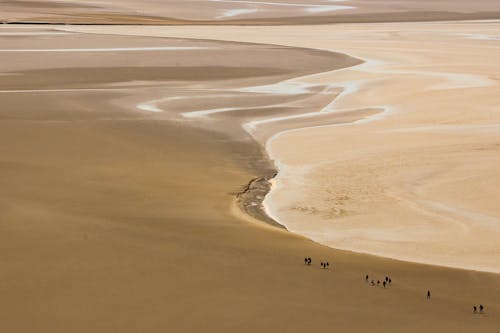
247,45,500,273
45,22,500,273
237,57,384,227
2,21,500,332
226,35,500,273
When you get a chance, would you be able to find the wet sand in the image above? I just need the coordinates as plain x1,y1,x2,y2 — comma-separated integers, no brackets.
106,21,500,272
1,19,500,333
2,0,500,24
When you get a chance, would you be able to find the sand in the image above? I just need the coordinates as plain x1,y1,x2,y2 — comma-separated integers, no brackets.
75,21,500,273
1,8,500,333
2,0,500,23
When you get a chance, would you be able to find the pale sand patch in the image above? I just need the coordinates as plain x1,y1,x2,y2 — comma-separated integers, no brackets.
62,21,500,273
263,22,500,273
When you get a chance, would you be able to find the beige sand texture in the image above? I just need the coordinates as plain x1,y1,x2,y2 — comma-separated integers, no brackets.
90,22,500,272
0,21,498,332
3,0,500,329
2,0,500,23
91,21,500,272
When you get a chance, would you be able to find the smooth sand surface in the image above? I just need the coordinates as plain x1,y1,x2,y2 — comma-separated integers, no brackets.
2,0,500,23
78,21,500,273
0,23,499,332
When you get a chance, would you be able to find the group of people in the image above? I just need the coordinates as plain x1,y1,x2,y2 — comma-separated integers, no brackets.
473,305,485,314
304,257,330,269
426,290,488,314
303,257,330,269
308,261,488,315
366,274,392,288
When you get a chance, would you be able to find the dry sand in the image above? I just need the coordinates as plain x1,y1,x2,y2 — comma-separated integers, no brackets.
1,14,500,333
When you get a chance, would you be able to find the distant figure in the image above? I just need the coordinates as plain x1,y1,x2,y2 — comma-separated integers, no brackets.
304,258,308,265
383,281,386,288
389,278,392,285
473,306,477,313
385,276,389,282
370,280,375,286
427,290,431,300
377,280,380,286
366,274,369,282
307,257,312,265
480,304,484,313
326,262,330,269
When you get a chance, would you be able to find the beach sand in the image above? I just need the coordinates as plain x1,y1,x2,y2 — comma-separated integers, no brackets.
1,15,500,333
84,21,500,273
2,0,500,23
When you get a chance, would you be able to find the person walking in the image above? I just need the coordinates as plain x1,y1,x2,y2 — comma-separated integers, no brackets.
480,304,484,313
383,281,386,288
365,274,369,282
427,290,431,300
473,306,477,313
